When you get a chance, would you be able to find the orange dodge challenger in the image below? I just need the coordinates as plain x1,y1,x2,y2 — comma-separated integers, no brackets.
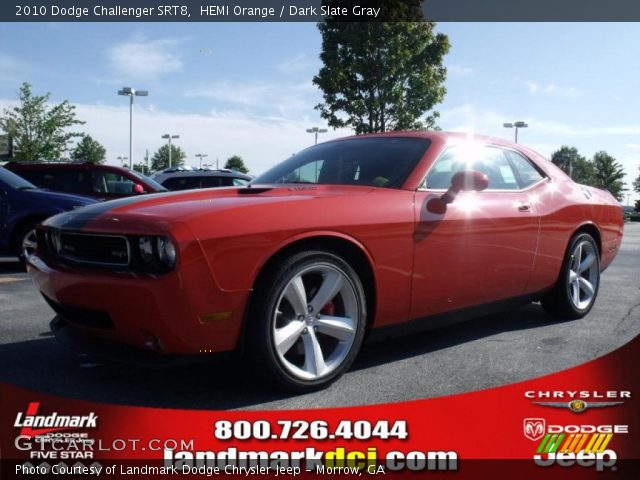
27,132,623,391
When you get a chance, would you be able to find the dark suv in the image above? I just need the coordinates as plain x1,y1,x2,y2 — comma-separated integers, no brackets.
151,168,252,191
5,162,167,200
0,167,96,259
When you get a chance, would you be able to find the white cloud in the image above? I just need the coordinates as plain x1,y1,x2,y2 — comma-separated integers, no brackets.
447,64,475,77
0,98,344,174
626,143,640,150
277,53,320,74
106,37,183,79
524,81,583,97
185,81,320,119
525,81,540,93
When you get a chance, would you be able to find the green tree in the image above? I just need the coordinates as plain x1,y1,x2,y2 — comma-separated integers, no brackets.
632,165,640,195
550,146,595,185
313,7,450,134
224,155,249,173
591,151,626,201
151,144,186,171
70,135,106,164
0,82,84,161
634,199,640,213
132,163,149,175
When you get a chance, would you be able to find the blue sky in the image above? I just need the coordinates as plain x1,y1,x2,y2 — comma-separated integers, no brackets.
1,22,639,201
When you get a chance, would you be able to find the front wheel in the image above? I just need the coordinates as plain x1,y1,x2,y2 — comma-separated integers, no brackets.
247,251,367,392
14,222,39,264
541,233,600,320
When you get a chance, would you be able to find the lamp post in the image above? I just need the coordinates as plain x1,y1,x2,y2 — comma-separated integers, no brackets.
118,87,148,169
306,127,327,145
503,121,528,144
161,134,180,168
117,156,128,166
195,153,208,169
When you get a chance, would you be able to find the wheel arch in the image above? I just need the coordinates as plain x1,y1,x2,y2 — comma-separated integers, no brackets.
572,222,602,257
243,233,378,345
10,214,49,254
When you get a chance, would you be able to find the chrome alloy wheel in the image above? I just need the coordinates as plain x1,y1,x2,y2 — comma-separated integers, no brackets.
567,240,598,310
272,264,359,381
21,229,37,258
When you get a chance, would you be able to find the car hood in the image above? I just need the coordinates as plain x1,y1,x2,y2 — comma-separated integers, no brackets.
42,185,378,233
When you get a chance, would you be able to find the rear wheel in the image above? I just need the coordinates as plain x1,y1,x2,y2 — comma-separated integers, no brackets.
541,233,600,320
247,251,367,392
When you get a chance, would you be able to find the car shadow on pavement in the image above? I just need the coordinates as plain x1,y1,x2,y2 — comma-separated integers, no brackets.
0,303,576,411
353,303,571,370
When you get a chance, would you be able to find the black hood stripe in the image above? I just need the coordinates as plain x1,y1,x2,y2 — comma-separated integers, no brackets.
45,195,150,230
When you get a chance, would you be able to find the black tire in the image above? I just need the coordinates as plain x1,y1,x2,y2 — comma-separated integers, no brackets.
541,233,600,320
247,250,367,392
13,221,38,264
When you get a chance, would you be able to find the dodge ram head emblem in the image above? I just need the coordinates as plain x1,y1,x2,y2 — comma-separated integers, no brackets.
524,418,546,441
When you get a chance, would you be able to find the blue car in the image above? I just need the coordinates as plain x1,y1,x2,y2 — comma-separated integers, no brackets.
0,166,97,258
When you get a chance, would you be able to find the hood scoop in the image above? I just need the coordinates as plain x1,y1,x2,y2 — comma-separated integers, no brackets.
238,187,273,194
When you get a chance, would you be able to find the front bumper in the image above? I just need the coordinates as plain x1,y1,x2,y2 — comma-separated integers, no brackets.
28,252,250,355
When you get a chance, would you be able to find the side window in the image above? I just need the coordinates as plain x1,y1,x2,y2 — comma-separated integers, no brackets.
476,148,519,190
505,150,545,188
51,169,92,194
201,177,223,188
233,178,249,186
424,149,464,189
425,146,520,191
91,171,135,194
162,178,182,190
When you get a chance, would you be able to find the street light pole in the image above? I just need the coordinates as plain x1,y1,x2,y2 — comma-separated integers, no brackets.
161,134,180,168
306,126,328,145
118,87,148,169
117,156,128,166
195,153,208,169
503,121,528,144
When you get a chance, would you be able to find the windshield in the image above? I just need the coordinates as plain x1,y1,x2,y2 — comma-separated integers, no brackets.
0,166,38,190
253,137,430,189
129,169,168,192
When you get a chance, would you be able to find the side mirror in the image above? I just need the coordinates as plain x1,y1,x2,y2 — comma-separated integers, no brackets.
133,184,146,194
427,170,489,214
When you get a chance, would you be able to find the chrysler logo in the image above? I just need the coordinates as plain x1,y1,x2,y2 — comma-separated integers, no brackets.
524,418,546,441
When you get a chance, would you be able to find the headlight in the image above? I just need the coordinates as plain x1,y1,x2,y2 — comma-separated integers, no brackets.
157,236,176,268
134,235,177,271
138,237,154,263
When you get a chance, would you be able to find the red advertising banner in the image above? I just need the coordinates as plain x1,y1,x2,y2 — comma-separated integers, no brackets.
2,335,638,478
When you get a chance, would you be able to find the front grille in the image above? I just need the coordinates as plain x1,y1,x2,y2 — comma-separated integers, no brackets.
58,232,130,267
43,294,115,330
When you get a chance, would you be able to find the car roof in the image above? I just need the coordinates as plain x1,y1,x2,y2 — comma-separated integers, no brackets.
7,161,131,173
324,130,519,148
155,169,252,179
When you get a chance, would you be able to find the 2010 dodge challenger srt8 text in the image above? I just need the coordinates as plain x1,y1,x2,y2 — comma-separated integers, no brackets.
27,132,623,391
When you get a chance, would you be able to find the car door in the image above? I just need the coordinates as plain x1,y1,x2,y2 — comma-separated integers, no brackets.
410,145,541,319
0,178,14,250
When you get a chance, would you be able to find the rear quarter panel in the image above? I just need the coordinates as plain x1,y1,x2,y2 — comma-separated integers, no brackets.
525,175,623,294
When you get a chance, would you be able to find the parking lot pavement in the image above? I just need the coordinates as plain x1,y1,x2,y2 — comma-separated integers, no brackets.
1,225,639,411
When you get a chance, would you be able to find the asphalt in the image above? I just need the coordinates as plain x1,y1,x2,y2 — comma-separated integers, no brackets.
0,224,638,411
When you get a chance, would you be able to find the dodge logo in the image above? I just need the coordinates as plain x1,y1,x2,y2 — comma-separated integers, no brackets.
524,418,546,441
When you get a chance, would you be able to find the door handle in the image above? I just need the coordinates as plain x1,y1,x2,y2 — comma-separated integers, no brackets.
517,203,531,212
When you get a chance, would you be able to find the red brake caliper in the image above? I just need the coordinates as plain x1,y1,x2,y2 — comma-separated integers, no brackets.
320,301,335,316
